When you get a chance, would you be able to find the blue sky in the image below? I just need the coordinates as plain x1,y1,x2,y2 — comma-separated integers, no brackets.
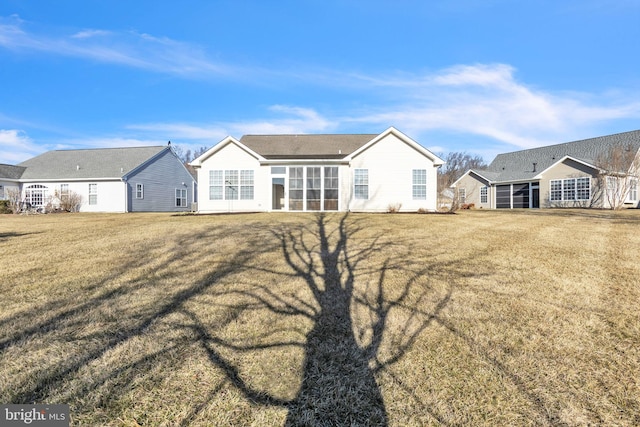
1,0,639,165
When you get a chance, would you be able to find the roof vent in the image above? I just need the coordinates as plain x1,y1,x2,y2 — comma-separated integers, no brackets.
121,167,124,173
533,162,537,172
76,165,80,171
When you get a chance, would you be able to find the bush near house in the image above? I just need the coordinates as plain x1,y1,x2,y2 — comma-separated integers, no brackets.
0,200,11,214
0,211,638,426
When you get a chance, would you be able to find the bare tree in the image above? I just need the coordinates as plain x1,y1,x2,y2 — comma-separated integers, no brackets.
436,152,486,211
595,144,640,209
174,145,208,176
5,188,22,214
438,152,487,192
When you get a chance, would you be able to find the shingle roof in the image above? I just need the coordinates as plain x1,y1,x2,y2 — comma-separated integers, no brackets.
484,130,640,183
0,164,26,180
239,134,377,159
17,146,168,180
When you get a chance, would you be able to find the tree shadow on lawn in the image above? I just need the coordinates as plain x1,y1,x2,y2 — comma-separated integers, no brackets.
174,213,462,426
0,213,571,425
0,213,481,425
0,221,268,406
0,231,40,242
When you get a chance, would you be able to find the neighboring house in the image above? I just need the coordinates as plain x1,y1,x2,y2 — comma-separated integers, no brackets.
0,164,26,201
452,130,640,209
190,127,444,213
2,145,196,213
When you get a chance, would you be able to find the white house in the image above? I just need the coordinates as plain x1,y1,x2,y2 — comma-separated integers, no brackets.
1,145,196,213
190,127,444,213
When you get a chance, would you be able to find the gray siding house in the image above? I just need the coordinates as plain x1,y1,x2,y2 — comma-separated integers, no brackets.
453,130,640,209
2,145,196,213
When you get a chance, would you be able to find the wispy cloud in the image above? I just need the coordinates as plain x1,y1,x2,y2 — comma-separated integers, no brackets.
3,15,639,161
0,129,41,163
0,15,230,77
125,63,640,158
127,105,333,145
71,29,112,39
341,64,640,152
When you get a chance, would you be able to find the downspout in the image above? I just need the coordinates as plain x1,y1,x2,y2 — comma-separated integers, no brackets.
122,176,129,212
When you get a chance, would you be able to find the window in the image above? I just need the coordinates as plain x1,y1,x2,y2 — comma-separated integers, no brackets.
289,167,304,210
550,180,562,201
458,188,466,204
225,170,239,200
88,184,97,205
563,179,576,200
209,170,223,200
628,178,638,202
209,170,253,200
0,185,4,200
271,166,286,174
550,178,590,201
25,185,47,207
176,188,187,207
412,169,427,200
287,166,339,211
576,177,590,200
354,169,368,200
306,167,321,210
136,184,144,199
324,167,339,210
60,184,69,203
480,186,488,204
240,170,254,200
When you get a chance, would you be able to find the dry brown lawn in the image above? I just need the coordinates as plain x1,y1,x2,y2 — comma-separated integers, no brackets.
0,209,638,426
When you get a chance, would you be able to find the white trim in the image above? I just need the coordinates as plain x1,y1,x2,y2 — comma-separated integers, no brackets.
346,127,445,165
533,155,598,179
190,136,265,167
260,159,349,165
451,169,493,187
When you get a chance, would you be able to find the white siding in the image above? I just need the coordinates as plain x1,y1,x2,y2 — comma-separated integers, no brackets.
0,182,19,200
79,181,126,212
196,142,264,213
20,181,126,212
196,131,441,213
348,133,439,212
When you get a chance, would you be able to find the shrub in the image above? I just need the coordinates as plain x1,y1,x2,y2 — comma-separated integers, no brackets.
54,189,83,212
387,203,402,213
0,200,11,214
